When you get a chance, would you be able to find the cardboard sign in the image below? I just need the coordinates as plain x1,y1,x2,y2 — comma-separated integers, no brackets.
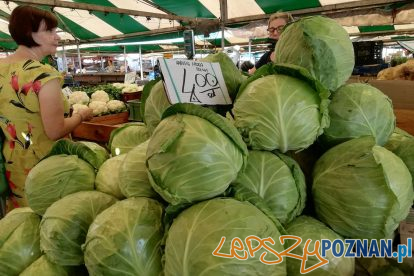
158,58,231,105
124,71,137,84
62,86,73,98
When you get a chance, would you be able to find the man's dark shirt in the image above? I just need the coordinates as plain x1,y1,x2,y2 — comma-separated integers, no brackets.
255,50,273,70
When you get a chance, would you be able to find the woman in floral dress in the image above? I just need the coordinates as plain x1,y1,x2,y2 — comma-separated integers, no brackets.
0,6,93,212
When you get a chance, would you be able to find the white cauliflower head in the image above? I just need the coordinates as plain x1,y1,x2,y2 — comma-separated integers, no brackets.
72,104,89,114
106,100,126,113
91,90,110,103
68,91,90,105
89,101,109,116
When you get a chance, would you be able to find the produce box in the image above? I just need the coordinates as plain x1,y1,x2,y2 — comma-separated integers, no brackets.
121,92,141,102
71,112,129,142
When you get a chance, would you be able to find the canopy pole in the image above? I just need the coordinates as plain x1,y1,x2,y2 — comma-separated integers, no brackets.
248,38,252,61
124,46,127,73
76,41,82,74
62,43,67,73
139,45,143,80
219,0,227,51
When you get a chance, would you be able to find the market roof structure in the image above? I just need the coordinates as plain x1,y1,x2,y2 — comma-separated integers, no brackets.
0,0,413,53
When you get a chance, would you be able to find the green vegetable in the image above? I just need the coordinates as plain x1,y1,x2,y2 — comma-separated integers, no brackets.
233,64,329,152
286,216,355,276
0,208,41,275
95,154,126,199
25,154,95,216
164,198,286,276
20,255,86,276
84,198,164,276
147,104,247,205
275,16,354,91
143,80,171,134
313,137,414,239
322,83,395,147
108,123,150,156
119,140,157,198
235,150,306,225
40,191,117,266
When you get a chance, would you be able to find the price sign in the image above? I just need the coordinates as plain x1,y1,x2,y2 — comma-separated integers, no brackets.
62,86,73,98
158,58,231,105
124,71,137,84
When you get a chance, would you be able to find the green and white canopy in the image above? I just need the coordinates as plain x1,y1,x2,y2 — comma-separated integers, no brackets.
0,0,412,53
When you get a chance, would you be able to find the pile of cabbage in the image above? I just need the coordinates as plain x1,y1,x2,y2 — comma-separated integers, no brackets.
1,16,413,276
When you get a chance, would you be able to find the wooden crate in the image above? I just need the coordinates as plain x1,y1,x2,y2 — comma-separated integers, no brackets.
394,109,414,136
71,112,129,143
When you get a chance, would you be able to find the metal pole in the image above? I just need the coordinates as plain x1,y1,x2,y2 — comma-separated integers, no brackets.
124,46,127,73
219,0,227,51
77,41,82,74
139,45,143,80
248,38,252,61
100,56,104,71
62,43,67,72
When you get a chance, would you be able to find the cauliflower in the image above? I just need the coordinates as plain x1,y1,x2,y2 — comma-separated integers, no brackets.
106,100,126,113
72,104,89,114
112,83,126,89
122,84,140,93
89,101,109,116
91,90,110,103
68,91,90,105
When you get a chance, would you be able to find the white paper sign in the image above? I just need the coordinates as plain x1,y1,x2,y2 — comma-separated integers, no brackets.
62,86,73,98
158,58,231,105
124,71,137,84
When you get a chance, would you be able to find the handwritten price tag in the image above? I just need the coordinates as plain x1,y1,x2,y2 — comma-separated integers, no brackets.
124,71,137,84
62,86,73,98
158,58,231,105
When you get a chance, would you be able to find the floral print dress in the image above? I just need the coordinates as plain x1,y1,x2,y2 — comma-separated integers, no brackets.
0,59,65,212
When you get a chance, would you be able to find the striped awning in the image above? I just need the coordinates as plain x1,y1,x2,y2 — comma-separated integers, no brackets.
0,0,412,52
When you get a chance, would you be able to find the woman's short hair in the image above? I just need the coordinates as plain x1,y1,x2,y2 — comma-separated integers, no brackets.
9,5,58,47
268,12,293,27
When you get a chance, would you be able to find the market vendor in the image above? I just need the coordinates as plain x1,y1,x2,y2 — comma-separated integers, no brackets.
0,5,93,212
249,12,292,74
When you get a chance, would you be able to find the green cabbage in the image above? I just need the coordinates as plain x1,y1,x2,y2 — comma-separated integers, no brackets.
119,140,157,198
235,150,306,225
95,154,126,199
233,64,329,152
20,255,87,276
322,83,395,147
40,191,117,266
385,128,414,182
25,154,95,216
286,216,355,276
164,198,286,276
313,137,414,239
147,104,247,205
79,141,109,168
108,123,150,156
144,80,171,134
84,198,164,275
275,16,354,91
0,208,41,275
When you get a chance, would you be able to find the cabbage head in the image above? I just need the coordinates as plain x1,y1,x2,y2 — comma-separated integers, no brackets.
144,80,171,134
286,216,355,276
322,83,395,147
26,154,95,216
40,191,117,266
233,64,329,152
95,154,126,199
313,136,413,239
201,52,244,100
235,150,306,225
0,208,41,275
147,104,247,205
20,255,86,276
119,140,157,198
164,198,286,276
84,198,164,276
385,128,414,182
79,141,109,168
275,16,354,91
108,123,150,156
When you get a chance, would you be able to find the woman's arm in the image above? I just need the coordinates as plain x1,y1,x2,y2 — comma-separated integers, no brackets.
38,79,93,140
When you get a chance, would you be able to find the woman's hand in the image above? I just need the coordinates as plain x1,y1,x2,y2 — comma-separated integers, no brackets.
76,108,94,122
